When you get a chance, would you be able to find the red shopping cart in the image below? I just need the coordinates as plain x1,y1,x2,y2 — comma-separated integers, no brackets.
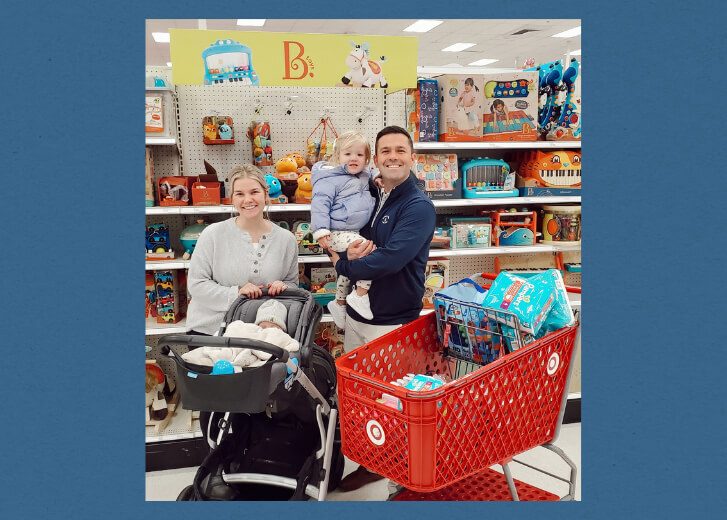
336,273,580,500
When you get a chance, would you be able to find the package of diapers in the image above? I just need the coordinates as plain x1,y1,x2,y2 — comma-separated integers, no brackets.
483,271,556,335
531,269,576,336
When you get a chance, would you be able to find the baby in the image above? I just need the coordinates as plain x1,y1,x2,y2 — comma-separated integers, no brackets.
310,131,377,329
182,300,299,370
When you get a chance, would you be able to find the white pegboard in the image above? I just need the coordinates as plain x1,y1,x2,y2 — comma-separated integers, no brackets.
385,89,407,128
176,85,385,191
148,144,180,180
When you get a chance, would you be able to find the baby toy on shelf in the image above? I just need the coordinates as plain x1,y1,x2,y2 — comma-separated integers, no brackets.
294,173,313,204
180,219,209,260
145,360,179,434
264,174,288,204
292,221,323,255
146,223,175,260
202,115,235,144
489,208,538,246
247,120,273,167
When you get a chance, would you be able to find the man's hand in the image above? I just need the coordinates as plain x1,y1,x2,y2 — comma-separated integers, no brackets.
347,239,376,260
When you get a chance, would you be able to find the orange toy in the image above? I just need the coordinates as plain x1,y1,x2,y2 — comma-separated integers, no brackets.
275,156,299,181
288,152,306,169
295,173,313,203
515,150,581,189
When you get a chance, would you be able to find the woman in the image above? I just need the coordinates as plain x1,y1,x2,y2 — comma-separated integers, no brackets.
186,164,299,336
184,164,299,443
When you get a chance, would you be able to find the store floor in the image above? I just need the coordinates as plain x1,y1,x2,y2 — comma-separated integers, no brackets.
146,423,580,501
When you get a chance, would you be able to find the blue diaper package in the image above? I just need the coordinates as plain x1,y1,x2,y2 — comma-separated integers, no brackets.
483,271,556,335
532,269,575,336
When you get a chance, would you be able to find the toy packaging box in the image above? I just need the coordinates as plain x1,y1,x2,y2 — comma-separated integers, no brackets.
202,115,235,145
437,75,484,141
145,96,164,133
449,217,492,249
153,270,187,324
481,71,538,142
406,79,439,142
413,153,461,199
423,260,450,309
512,149,581,195
311,267,338,286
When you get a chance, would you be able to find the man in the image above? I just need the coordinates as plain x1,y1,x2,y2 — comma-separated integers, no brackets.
328,125,436,491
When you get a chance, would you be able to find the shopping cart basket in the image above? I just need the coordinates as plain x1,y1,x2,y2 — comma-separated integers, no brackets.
336,273,580,500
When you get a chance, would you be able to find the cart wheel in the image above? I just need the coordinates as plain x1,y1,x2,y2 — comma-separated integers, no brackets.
176,485,195,501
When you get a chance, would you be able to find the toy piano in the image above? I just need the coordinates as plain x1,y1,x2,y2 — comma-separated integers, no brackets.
460,158,518,198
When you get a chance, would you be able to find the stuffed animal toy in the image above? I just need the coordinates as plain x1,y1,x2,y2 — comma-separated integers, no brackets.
288,152,306,169
218,123,233,140
295,173,313,203
203,123,218,141
265,174,288,204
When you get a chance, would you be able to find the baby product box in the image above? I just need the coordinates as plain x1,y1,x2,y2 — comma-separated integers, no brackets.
154,270,187,324
481,71,539,142
145,147,155,207
412,153,461,199
423,260,450,309
145,95,164,133
437,75,484,142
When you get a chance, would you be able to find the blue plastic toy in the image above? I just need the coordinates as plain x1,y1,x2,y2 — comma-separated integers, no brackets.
211,360,234,375
498,227,535,246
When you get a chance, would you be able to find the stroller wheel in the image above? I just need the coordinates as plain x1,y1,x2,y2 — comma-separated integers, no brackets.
176,485,196,501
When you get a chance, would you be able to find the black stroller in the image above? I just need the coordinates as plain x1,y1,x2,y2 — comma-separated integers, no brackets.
159,288,344,501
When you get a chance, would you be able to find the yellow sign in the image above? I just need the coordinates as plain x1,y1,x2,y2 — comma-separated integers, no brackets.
169,29,418,91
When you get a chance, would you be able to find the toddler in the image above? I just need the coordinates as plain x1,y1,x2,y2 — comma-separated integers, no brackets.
310,131,376,328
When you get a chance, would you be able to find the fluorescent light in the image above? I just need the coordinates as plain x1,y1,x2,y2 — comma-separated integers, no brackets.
237,19,266,27
442,43,475,52
552,26,581,38
166,62,172,67
152,32,170,43
468,58,499,66
570,49,581,56
403,20,443,33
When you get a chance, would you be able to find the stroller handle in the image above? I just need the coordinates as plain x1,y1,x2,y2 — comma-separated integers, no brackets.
159,334,290,362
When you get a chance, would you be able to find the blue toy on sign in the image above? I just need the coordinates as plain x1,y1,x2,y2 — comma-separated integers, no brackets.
202,39,260,86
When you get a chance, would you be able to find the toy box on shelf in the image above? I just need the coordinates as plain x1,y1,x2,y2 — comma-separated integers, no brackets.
541,205,581,244
145,95,164,134
145,147,155,207
293,222,323,255
460,158,518,198
413,153,461,199
145,272,158,319
154,270,187,324
449,217,492,249
406,79,439,142
146,223,175,260
431,226,453,249
310,267,338,306
481,72,538,142
200,160,230,204
512,149,581,196
489,209,538,246
202,115,235,145
423,260,450,309
546,59,581,141
437,75,484,141
158,177,190,207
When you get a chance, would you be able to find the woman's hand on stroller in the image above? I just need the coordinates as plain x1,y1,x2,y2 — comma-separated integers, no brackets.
239,282,264,299
267,280,288,296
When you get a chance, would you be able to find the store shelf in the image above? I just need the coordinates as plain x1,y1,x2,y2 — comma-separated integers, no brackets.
146,407,201,443
146,319,189,335
414,141,581,151
146,259,190,270
145,136,177,146
146,86,174,92
299,254,330,263
145,197,580,216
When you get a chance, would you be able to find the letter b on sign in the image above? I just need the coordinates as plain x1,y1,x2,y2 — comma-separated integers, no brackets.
283,40,308,80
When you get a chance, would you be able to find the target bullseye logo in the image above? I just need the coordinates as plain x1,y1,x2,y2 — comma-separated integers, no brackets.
547,352,560,376
366,419,386,446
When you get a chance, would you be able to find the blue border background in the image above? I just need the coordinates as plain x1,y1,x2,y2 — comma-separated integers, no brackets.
3,0,726,518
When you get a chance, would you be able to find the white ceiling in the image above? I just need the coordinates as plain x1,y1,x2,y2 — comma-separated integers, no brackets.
146,19,581,69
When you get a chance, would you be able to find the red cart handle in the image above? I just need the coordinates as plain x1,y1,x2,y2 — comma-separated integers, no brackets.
479,272,581,294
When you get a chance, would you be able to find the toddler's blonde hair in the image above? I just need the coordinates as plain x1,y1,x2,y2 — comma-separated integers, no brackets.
331,131,371,166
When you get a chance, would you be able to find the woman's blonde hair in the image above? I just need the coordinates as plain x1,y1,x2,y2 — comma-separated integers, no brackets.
227,164,270,219
331,131,371,166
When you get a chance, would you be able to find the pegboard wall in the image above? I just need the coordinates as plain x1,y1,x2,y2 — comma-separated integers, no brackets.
385,89,407,128
176,85,384,191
